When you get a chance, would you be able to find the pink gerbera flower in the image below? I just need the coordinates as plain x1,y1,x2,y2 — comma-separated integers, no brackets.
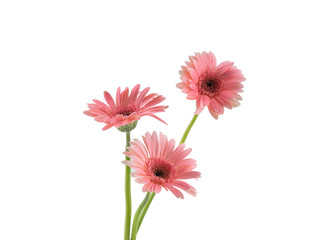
123,132,200,199
177,51,245,119
84,84,168,131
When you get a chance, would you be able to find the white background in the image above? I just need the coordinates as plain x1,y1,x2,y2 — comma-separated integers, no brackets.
1,1,310,239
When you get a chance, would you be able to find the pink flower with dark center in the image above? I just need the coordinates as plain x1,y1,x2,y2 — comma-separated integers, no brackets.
84,84,168,131
123,132,200,199
177,51,245,119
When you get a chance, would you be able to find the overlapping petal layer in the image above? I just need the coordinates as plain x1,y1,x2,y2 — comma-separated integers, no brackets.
177,51,245,119
123,132,200,199
84,85,168,130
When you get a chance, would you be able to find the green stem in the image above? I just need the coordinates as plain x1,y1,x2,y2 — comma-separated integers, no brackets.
131,192,150,240
124,131,132,240
179,114,199,144
131,192,156,240
137,192,155,231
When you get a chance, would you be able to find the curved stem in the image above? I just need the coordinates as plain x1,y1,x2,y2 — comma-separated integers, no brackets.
179,114,199,144
131,192,156,240
131,192,150,240
124,131,132,240
137,192,155,231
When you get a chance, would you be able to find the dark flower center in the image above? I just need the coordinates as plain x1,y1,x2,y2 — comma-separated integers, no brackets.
147,157,176,182
203,79,219,93
198,72,223,97
154,169,165,178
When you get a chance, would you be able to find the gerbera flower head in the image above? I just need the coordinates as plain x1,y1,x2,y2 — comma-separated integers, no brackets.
123,132,200,199
84,84,168,132
177,51,245,119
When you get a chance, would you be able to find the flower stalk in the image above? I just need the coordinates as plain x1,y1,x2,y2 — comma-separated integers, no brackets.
124,131,132,240
131,192,156,240
137,192,156,231
179,114,199,144
130,192,149,240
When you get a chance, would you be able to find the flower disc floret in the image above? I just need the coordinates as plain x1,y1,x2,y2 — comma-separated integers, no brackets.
146,157,176,184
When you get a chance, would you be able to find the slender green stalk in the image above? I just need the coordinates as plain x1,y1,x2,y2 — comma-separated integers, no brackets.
124,131,132,240
137,192,155,231
131,192,151,240
179,114,199,144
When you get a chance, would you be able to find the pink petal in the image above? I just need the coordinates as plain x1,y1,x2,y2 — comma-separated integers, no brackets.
165,183,184,199
187,91,199,100
136,87,150,106
128,84,140,104
201,95,210,106
177,171,201,179
208,105,219,119
104,91,116,110
176,82,187,89
188,68,199,83
172,180,197,197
